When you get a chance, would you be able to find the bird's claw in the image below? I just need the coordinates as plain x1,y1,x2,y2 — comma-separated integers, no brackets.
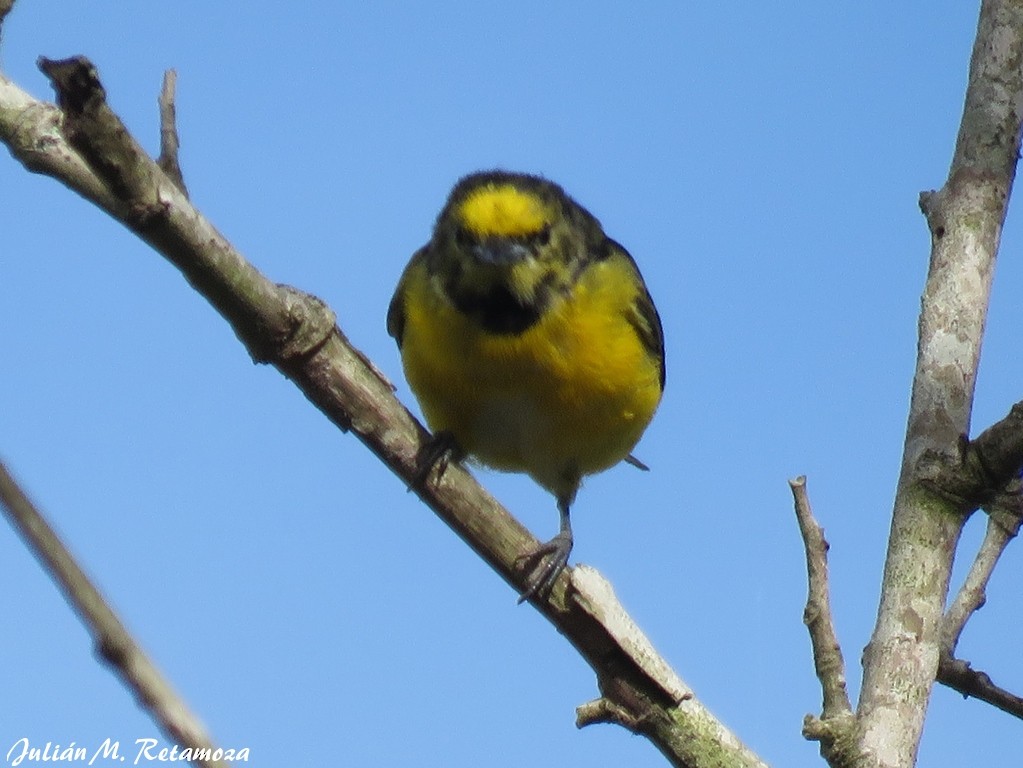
410,430,463,490
516,530,573,603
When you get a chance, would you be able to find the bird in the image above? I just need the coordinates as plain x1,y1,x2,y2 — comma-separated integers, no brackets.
387,170,664,601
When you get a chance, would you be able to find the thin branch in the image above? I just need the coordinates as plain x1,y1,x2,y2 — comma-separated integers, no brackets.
790,477,852,719
937,656,1023,719
577,697,645,731
157,69,187,196
0,462,233,768
0,57,767,768
942,502,1021,657
936,488,1023,719
789,477,855,766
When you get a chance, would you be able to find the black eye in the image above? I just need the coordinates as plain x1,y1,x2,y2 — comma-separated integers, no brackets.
533,225,551,247
455,227,474,247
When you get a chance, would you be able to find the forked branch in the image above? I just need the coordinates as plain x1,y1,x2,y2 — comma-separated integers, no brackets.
938,482,1023,718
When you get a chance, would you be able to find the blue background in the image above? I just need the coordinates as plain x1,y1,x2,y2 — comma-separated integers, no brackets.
2,3,1021,766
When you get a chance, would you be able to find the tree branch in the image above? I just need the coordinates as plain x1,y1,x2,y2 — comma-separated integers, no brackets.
157,69,187,196
789,477,856,768
914,400,1023,719
0,56,766,768
942,492,1022,657
789,478,853,718
0,462,233,768
917,400,1023,515
937,655,1023,719
909,401,1023,719
970,401,1023,490
857,2,1023,766
937,486,1023,718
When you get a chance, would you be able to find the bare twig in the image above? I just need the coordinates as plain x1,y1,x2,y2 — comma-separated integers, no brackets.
937,488,1023,719
790,477,852,719
157,69,187,195
937,656,1023,719
577,697,644,731
789,477,855,765
942,508,1020,657
0,56,766,768
0,462,233,768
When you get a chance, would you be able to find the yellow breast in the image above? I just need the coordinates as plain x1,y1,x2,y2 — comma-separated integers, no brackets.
398,254,662,497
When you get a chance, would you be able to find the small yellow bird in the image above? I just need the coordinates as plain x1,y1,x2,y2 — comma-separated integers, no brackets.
388,170,664,600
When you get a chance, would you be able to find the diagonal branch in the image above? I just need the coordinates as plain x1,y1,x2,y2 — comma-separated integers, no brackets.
937,655,1023,719
0,57,766,768
937,485,1023,718
0,462,233,768
942,490,1023,657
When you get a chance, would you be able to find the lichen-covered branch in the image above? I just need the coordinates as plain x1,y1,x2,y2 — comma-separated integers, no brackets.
913,399,1023,718
857,2,1023,766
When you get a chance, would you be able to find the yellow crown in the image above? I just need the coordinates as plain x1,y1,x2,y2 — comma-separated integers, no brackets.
456,183,550,238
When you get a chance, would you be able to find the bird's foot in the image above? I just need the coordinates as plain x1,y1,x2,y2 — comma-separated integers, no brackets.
516,530,573,604
410,430,463,490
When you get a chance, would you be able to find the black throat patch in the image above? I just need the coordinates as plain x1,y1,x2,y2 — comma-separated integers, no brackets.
450,284,543,335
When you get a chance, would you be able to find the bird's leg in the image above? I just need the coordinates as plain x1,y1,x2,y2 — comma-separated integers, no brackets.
516,497,574,604
410,429,464,490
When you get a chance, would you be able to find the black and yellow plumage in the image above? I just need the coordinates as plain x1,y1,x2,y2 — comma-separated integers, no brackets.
388,170,664,600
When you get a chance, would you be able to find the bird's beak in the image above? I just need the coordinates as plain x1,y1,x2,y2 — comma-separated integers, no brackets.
471,238,531,266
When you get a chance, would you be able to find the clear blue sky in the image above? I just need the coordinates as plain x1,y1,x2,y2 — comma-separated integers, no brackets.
2,2,1021,766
